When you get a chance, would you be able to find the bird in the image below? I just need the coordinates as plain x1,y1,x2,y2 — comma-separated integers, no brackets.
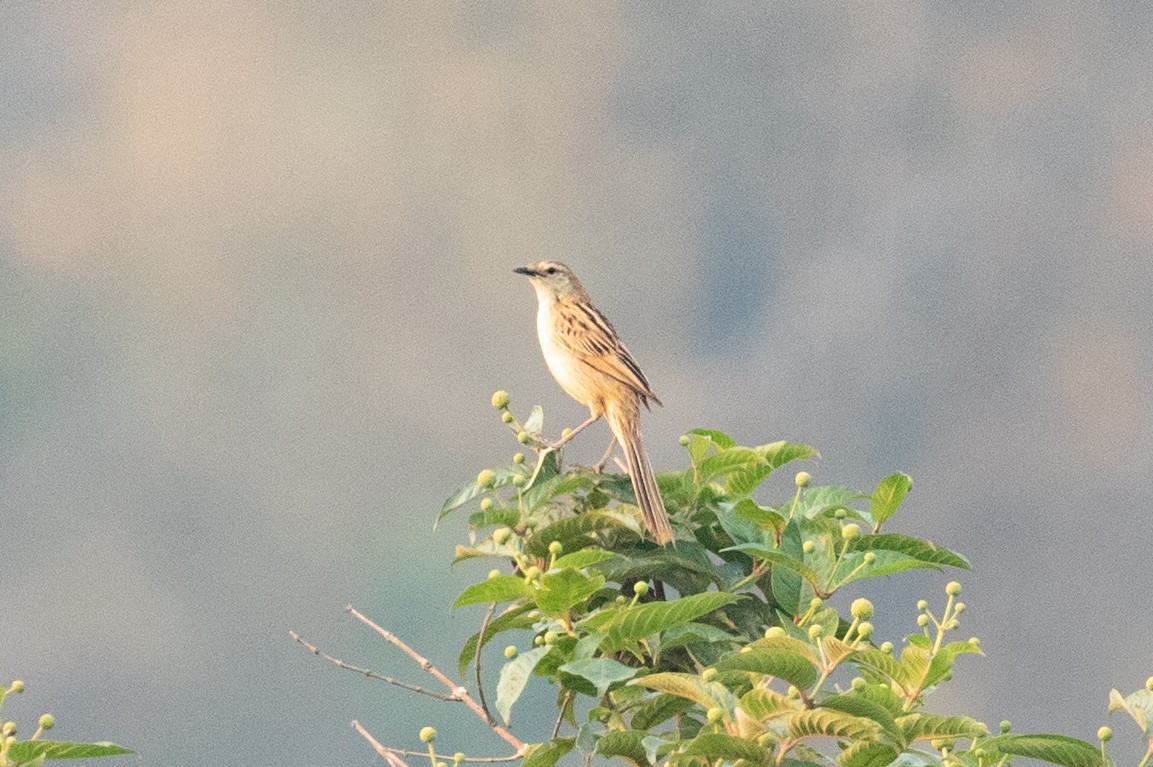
514,260,673,545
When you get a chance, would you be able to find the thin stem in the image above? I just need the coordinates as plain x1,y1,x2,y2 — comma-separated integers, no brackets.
290,631,455,702
474,603,498,726
346,606,527,756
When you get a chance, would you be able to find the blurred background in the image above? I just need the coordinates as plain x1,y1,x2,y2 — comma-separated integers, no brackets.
2,2,1151,764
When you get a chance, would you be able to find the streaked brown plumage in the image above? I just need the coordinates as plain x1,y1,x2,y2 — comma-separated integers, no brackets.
514,260,673,545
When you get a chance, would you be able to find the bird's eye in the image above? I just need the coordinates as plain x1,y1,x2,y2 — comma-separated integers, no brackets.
546,267,557,275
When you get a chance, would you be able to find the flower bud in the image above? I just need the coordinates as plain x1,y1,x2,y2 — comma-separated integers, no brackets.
795,471,811,488
37,714,54,730
946,581,962,596
419,726,437,743
1097,726,1112,742
916,599,928,611
633,581,649,597
479,497,494,511
701,668,717,682
523,566,541,581
863,552,876,564
916,614,930,627
493,527,512,544
841,523,860,540
513,452,525,464
954,602,966,614
857,622,873,639
999,721,1012,734
802,540,816,554
1146,676,1153,692
503,646,518,659
488,569,502,579
880,641,894,654
517,431,531,444
548,541,563,555
9,682,23,694
491,390,510,409
476,469,496,488
764,627,786,639
512,474,527,487
543,631,558,645
807,624,824,640
678,435,690,446
706,707,723,724
850,598,874,620
501,411,514,424
834,508,847,519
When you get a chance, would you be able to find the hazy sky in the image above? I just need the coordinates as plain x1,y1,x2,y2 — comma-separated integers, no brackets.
3,3,1152,765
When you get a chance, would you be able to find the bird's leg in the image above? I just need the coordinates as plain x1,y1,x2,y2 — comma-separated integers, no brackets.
593,435,618,473
549,413,600,449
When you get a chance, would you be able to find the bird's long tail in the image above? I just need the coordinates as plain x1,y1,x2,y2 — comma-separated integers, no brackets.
607,403,673,545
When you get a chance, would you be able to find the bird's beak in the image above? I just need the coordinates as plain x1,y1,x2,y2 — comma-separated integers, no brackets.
513,266,537,277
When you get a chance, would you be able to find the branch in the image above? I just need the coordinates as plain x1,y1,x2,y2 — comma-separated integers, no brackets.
346,605,528,756
289,630,456,702
353,720,413,767
352,722,521,765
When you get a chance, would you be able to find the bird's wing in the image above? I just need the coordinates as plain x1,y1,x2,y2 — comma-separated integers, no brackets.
557,299,662,407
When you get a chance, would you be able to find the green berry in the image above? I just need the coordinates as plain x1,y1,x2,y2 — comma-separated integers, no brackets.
548,541,563,555
880,641,894,654
543,631,558,645
678,435,690,446
764,627,787,638
491,390,510,409
916,614,930,627
1000,720,1012,734
863,552,876,564
476,469,496,488
841,523,860,540
857,622,873,639
851,598,874,620
517,430,531,444
807,624,824,640
633,581,649,597
479,497,494,511
513,452,525,464
795,471,811,488
802,540,816,554
501,411,514,424
419,726,437,743
954,602,966,614
917,599,929,610
533,635,544,646
946,581,962,596
512,474,527,487
503,645,518,659
38,714,54,730
809,597,823,610
1097,726,1112,742
615,595,627,604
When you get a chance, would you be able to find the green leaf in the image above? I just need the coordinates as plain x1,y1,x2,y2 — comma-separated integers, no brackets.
682,733,774,762
660,621,739,651
731,498,788,534
820,694,902,742
980,734,1107,767
870,473,912,526
846,534,970,569
630,693,697,730
438,466,526,523
785,709,882,741
453,575,530,608
725,545,823,592
553,549,617,570
496,646,551,724
520,737,575,767
525,511,632,557
771,520,806,615
468,506,521,529
7,741,135,761
699,447,765,485
457,604,538,674
923,640,984,688
1108,687,1153,737
536,569,605,617
595,730,650,766
739,687,802,721
582,592,741,652
838,741,900,767
713,642,819,690
629,672,733,710
896,712,988,742
793,486,868,518
760,440,819,470
686,428,737,449
557,657,637,698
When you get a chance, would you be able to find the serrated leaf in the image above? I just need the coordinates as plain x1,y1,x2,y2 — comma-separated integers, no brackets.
896,712,988,742
794,485,868,519
713,645,819,690
682,733,774,762
760,440,819,469
871,473,912,526
468,506,521,529
496,646,551,724
583,592,741,652
785,709,882,741
660,621,740,651
732,498,788,533
595,729,650,766
525,511,632,557
700,447,765,485
629,672,726,709
458,604,537,674
453,575,530,608
536,569,604,616
849,649,906,689
923,640,984,688
521,737,575,767
771,520,806,616
821,694,902,742
553,549,617,570
558,658,637,698
739,687,802,721
980,734,1107,767
839,741,899,767
630,693,697,731
522,469,592,512
846,534,969,569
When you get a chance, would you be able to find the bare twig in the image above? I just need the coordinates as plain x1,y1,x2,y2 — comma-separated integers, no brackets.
474,603,498,725
353,720,413,767
290,630,456,702
552,691,572,740
346,605,528,756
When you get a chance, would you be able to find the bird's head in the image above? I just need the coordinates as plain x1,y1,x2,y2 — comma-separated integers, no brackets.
513,260,585,300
